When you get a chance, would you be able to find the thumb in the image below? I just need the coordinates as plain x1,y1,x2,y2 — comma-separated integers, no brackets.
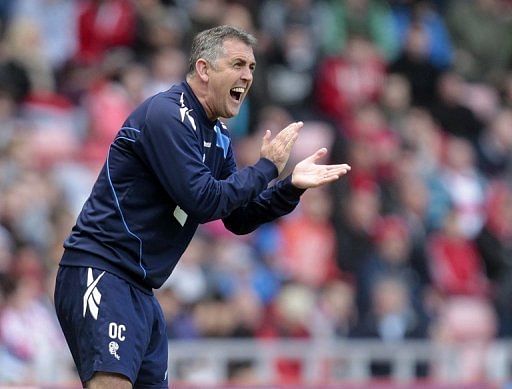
305,148,328,163
261,130,272,146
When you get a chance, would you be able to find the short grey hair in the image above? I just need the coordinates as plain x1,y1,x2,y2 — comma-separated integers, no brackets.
187,25,257,76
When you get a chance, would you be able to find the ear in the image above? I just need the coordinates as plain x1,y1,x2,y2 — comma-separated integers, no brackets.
195,59,209,82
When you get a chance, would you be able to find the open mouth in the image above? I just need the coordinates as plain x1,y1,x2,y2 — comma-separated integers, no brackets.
230,87,245,102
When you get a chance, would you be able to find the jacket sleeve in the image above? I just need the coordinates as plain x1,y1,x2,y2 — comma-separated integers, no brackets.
222,175,306,235
134,97,278,223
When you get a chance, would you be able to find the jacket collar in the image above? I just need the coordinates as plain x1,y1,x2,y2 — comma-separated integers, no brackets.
181,81,218,128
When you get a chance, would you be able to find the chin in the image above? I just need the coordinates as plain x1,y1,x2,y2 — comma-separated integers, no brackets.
225,109,239,119
220,114,235,121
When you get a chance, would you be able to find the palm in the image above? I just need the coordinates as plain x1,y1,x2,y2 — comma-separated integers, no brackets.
291,148,351,189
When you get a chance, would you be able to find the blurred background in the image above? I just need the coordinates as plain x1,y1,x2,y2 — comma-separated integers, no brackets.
0,0,512,387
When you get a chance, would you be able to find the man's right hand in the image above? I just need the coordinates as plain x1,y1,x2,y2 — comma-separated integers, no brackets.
260,121,303,175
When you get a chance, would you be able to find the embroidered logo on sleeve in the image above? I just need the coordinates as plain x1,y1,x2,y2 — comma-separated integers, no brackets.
83,268,105,320
179,93,196,130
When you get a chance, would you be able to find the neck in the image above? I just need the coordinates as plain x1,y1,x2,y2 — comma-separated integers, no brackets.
186,74,216,121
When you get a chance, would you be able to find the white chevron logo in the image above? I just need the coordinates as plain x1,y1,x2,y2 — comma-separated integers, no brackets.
179,93,196,130
83,268,105,320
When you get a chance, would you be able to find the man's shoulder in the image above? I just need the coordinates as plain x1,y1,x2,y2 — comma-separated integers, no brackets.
151,84,184,106
145,86,183,120
141,84,203,135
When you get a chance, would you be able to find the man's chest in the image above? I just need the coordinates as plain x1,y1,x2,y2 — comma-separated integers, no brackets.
198,126,227,177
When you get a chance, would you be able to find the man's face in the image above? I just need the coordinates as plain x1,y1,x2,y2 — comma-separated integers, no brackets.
204,39,255,120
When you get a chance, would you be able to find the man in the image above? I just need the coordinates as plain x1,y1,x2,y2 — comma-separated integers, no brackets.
54,25,351,388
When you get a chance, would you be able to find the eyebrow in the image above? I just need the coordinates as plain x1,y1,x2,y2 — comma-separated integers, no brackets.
232,57,256,67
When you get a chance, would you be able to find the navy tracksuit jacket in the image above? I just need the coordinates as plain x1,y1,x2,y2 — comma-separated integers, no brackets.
61,81,304,292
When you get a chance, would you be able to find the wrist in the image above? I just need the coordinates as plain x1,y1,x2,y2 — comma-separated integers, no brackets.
285,174,307,195
258,158,279,178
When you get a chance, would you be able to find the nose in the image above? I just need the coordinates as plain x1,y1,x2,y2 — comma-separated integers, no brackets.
241,66,253,82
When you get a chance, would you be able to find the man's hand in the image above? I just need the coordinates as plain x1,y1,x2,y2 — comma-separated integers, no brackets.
260,121,303,175
291,148,351,189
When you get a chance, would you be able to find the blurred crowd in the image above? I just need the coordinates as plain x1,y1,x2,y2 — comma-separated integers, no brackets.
0,0,512,385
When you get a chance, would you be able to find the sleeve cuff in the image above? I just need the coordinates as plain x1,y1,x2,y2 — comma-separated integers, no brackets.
256,158,279,180
280,174,306,198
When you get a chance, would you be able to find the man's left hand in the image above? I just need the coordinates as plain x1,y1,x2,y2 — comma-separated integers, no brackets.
291,148,351,189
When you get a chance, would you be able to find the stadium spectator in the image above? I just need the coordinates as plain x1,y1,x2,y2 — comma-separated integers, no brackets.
427,209,489,297
388,22,441,107
156,285,199,340
388,168,431,286
315,35,386,127
379,73,411,133
445,0,512,86
352,275,429,377
312,278,358,339
430,71,485,145
322,0,398,61
476,108,512,178
9,0,78,71
389,0,453,69
439,136,487,238
344,103,401,186
76,0,136,65
132,0,188,59
80,50,147,170
0,273,72,383
276,188,339,287
144,47,187,97
333,182,381,274
475,180,512,336
258,282,315,384
430,296,497,382
355,215,427,318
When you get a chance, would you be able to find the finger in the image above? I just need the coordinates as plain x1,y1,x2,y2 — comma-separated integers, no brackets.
276,122,302,153
320,169,348,183
317,164,351,180
290,121,304,131
324,163,351,172
325,166,351,177
309,174,339,188
322,175,341,184
277,121,303,141
283,128,300,152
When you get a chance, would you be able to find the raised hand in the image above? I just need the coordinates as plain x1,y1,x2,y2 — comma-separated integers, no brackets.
260,121,303,175
291,148,351,189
